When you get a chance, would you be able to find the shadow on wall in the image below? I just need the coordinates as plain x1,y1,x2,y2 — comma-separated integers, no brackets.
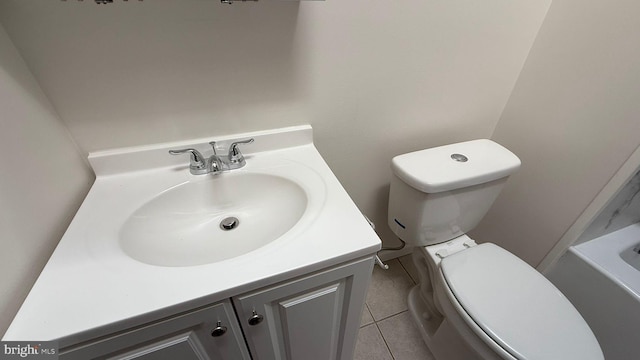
371,183,408,257
0,0,303,151
0,23,55,124
0,22,94,336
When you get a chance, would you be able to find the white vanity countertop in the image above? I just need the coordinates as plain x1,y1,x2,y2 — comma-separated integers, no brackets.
4,125,381,343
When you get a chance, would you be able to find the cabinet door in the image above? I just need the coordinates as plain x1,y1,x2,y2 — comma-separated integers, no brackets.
60,300,250,360
233,257,374,360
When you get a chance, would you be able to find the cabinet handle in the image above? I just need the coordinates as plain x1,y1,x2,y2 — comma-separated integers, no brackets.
248,310,264,326
211,321,228,337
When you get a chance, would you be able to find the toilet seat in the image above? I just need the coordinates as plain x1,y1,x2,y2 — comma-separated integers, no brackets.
438,243,603,360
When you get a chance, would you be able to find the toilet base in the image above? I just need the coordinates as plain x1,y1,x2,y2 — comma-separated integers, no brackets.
408,286,482,360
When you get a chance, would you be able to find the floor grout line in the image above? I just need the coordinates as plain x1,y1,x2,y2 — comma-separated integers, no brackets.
371,309,409,324
397,255,418,285
374,320,396,360
357,255,429,360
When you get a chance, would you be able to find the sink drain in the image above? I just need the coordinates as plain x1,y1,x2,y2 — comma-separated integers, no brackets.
220,217,239,231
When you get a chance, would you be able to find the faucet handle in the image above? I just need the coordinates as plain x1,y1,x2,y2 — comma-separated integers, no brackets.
228,138,254,165
168,148,208,174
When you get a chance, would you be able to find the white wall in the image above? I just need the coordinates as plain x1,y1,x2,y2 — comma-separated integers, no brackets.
472,0,640,267
0,0,551,251
0,24,93,336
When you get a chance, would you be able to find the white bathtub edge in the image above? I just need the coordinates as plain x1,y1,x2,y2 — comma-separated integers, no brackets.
571,223,640,300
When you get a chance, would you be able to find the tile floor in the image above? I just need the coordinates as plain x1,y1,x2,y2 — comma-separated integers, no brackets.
354,255,435,360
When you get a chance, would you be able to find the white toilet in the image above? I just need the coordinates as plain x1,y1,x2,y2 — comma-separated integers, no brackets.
388,139,604,360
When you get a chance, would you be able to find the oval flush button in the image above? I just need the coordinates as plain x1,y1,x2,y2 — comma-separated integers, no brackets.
451,153,468,162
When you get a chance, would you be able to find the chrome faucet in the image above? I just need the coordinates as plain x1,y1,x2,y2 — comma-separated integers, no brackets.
169,138,254,175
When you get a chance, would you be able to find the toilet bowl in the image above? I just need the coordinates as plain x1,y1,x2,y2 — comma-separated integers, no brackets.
388,140,603,360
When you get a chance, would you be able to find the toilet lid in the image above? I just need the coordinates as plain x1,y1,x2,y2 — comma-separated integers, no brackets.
440,243,603,360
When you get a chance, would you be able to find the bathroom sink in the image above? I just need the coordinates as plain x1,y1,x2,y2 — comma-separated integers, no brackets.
120,172,308,267
3,126,383,342
621,243,640,272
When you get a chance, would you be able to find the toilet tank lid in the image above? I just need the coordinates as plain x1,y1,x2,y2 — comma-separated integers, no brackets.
391,139,521,193
441,243,603,360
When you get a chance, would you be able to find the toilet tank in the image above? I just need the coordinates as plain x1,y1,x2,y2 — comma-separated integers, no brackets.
388,139,520,246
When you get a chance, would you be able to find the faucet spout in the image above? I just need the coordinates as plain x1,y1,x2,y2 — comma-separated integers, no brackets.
208,155,223,174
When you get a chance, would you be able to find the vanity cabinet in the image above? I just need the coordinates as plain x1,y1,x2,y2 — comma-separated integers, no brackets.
59,300,250,360
59,257,373,360
234,257,372,360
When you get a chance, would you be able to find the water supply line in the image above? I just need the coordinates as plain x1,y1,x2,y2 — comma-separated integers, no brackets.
364,215,405,270
375,256,389,270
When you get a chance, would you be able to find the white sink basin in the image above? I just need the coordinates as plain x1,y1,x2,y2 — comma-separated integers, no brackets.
120,172,308,267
